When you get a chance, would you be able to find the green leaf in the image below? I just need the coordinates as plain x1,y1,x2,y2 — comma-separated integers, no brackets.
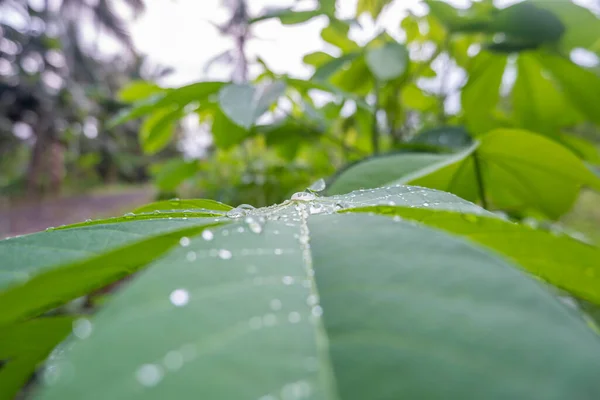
285,77,372,111
34,187,600,399
321,21,360,53
260,119,323,161
327,152,454,196
330,55,373,96
349,205,600,306
140,108,181,155
539,52,600,127
133,199,233,214
408,126,473,151
557,134,600,164
0,316,74,400
303,51,335,68
153,159,199,192
250,9,323,25
489,2,564,44
218,82,286,130
356,0,393,19
0,221,223,325
513,53,582,135
118,81,164,103
211,107,251,149
408,129,600,219
365,42,409,82
329,130,600,219
313,52,360,81
110,82,225,127
533,0,600,52
401,83,437,112
461,52,507,134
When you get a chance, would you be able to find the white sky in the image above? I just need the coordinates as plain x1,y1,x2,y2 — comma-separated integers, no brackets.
125,0,431,86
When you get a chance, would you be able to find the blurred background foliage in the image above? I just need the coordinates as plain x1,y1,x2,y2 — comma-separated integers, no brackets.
1,0,600,239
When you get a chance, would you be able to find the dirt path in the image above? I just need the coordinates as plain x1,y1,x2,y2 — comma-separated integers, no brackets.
0,186,155,238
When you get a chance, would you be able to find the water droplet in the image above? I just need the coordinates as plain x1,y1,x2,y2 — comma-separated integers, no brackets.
422,202,430,207
311,305,323,317
179,237,191,247
274,248,283,255
136,364,163,387
387,200,396,206
168,198,180,206
169,289,189,307
124,212,135,219
245,217,263,234
164,351,184,371
263,314,277,326
202,230,214,241
85,219,92,222
288,312,301,324
299,235,309,245
72,318,92,339
308,178,326,192
237,204,255,210
45,227,56,232
270,299,282,311
309,203,324,215
226,208,246,219
249,316,262,330
186,251,197,262
237,226,245,233
282,276,294,285
291,192,316,201
218,249,232,260
306,295,319,306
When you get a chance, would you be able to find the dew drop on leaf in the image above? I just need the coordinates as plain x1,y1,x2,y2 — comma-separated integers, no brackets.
288,312,301,324
291,192,316,201
72,318,93,339
179,237,190,247
311,305,323,317
186,251,197,262
245,216,263,234
226,208,246,219
249,316,263,330
136,364,163,387
270,299,282,311
202,230,214,241
163,351,184,371
263,314,277,326
307,178,326,192
169,289,190,307
237,204,256,210
274,248,283,255
282,276,294,285
218,249,233,260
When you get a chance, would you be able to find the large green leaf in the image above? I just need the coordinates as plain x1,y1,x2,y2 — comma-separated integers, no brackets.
348,205,600,306
461,52,507,134
328,130,600,218
539,52,600,127
0,220,223,325
0,316,74,400
513,52,582,135
118,81,164,103
133,199,233,214
211,107,251,149
33,187,600,399
488,2,564,44
218,82,286,130
365,42,409,82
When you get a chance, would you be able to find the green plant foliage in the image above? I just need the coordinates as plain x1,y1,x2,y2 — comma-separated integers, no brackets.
461,52,507,134
2,186,595,399
118,81,164,103
489,2,565,45
408,126,473,151
139,108,182,155
133,199,233,213
365,42,409,82
313,53,361,81
356,0,394,19
346,205,600,306
329,130,600,219
0,317,75,400
538,52,600,127
152,159,200,193
320,21,360,53
218,82,286,130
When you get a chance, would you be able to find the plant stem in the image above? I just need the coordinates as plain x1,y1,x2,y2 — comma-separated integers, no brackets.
372,82,380,154
472,151,488,209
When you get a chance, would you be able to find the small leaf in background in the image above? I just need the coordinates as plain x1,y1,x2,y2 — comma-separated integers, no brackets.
401,83,438,112
117,81,164,103
331,55,373,96
139,108,181,155
533,0,600,52
539,52,600,127
211,107,251,149
218,81,286,130
408,126,473,150
313,52,360,81
512,52,582,135
461,52,507,134
153,159,199,193
303,51,334,68
365,42,409,82
356,0,394,19
489,2,565,45
321,20,360,53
